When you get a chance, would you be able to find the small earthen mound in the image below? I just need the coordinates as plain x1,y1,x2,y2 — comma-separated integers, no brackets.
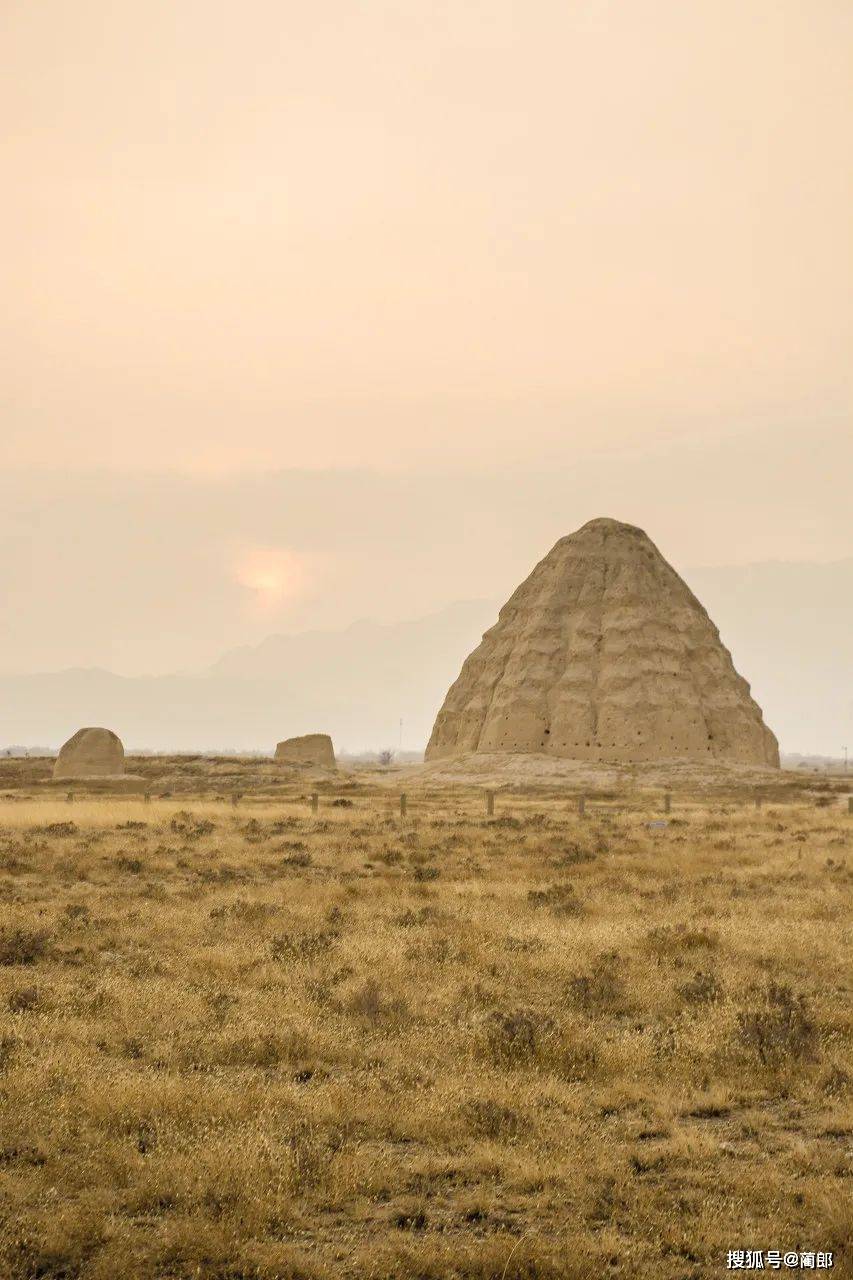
54,727,125,779
274,733,336,768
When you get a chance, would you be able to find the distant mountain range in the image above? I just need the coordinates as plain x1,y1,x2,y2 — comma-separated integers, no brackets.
0,562,849,755
0,600,496,754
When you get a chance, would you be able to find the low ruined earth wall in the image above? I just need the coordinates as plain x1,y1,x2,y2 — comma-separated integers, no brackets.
274,733,336,768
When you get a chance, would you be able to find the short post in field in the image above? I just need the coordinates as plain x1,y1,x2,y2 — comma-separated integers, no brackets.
311,793,319,814
578,794,586,818
400,793,407,818
485,790,495,817
663,792,671,814
848,796,853,815
66,791,73,804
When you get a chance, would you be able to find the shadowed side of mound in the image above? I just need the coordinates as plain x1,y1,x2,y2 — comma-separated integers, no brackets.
53,727,125,780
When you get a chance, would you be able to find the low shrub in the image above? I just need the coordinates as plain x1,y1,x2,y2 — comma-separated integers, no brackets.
736,981,816,1065
527,883,583,916
0,926,52,966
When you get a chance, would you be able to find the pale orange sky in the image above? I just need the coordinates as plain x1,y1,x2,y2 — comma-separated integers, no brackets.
1,1,851,680
3,0,851,474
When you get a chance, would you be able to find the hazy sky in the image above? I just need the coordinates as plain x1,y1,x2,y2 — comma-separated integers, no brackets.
2,1,851,674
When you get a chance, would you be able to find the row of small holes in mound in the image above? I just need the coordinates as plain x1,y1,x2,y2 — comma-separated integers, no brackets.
496,714,724,751
490,738,721,751
535,742,717,750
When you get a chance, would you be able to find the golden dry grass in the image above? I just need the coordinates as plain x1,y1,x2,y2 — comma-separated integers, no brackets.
0,774,850,1279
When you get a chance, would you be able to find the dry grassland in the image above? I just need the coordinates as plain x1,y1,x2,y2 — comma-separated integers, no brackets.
0,773,850,1279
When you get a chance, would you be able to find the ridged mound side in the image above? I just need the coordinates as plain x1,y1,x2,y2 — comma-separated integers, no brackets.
426,519,779,767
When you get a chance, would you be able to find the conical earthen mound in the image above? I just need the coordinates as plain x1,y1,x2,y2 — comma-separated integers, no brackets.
426,519,779,767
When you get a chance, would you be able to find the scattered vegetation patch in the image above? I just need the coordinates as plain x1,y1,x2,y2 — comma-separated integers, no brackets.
644,923,720,957
169,810,215,838
461,1097,528,1139
270,929,338,963
209,897,278,923
7,985,41,1013
0,926,52,966
33,821,77,838
568,951,625,1012
115,854,145,873
736,981,816,1066
346,977,409,1024
678,970,723,1006
527,882,583,916
483,1007,552,1066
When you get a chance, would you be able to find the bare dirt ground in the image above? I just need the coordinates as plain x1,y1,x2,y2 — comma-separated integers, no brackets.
0,757,850,1279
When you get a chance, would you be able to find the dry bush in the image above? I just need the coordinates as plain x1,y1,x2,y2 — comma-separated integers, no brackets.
209,897,278,924
170,810,215,838
483,1007,549,1065
527,882,583,915
270,927,338,962
33,820,78,837
7,985,41,1013
644,923,719,957
677,970,723,1006
0,925,52,966
568,951,625,1013
736,980,816,1065
460,1097,528,1139
346,977,409,1025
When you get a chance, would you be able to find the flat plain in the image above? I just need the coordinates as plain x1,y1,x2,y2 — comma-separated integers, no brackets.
0,758,850,1279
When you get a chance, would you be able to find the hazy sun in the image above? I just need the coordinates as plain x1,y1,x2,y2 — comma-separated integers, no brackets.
233,546,310,609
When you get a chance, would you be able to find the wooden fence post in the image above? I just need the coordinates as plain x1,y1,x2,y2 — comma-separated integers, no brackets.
400,793,407,818
485,790,495,817
578,795,586,818
311,793,319,814
663,793,671,814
